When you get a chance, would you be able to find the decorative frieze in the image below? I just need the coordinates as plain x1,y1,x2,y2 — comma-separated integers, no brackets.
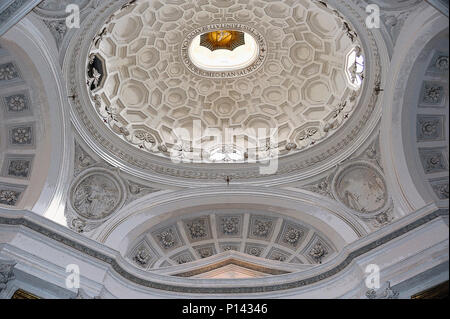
308,242,328,263
305,177,334,199
1,155,34,179
74,141,96,175
435,56,449,70
428,52,449,72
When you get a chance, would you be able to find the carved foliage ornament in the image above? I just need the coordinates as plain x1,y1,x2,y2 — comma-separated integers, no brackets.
423,84,443,104
5,94,27,112
283,227,303,246
252,219,273,238
11,127,32,145
187,219,208,240
157,229,177,249
73,175,119,219
366,282,399,299
308,241,328,263
0,190,21,206
221,216,240,235
0,63,19,81
133,245,153,267
8,160,30,178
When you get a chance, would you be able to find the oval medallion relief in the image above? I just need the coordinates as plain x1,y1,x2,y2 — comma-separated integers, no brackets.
69,169,126,221
332,163,388,215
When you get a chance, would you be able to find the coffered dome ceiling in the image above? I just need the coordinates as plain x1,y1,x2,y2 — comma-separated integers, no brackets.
66,0,381,183
86,0,364,163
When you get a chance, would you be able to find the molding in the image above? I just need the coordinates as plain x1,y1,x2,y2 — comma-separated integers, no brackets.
426,0,449,17
0,207,447,294
0,0,42,36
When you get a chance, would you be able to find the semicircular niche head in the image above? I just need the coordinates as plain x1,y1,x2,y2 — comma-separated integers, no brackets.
125,209,337,272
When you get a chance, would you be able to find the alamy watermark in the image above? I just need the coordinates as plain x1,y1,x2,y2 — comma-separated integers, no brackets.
365,264,381,289
65,4,80,29
65,264,80,289
366,4,381,29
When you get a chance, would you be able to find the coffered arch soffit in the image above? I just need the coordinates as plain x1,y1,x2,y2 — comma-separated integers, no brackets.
0,38,56,212
379,7,449,214
1,19,74,220
93,186,369,255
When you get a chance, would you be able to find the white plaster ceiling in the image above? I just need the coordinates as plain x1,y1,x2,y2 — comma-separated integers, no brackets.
87,0,365,163
0,41,51,210
126,209,336,270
